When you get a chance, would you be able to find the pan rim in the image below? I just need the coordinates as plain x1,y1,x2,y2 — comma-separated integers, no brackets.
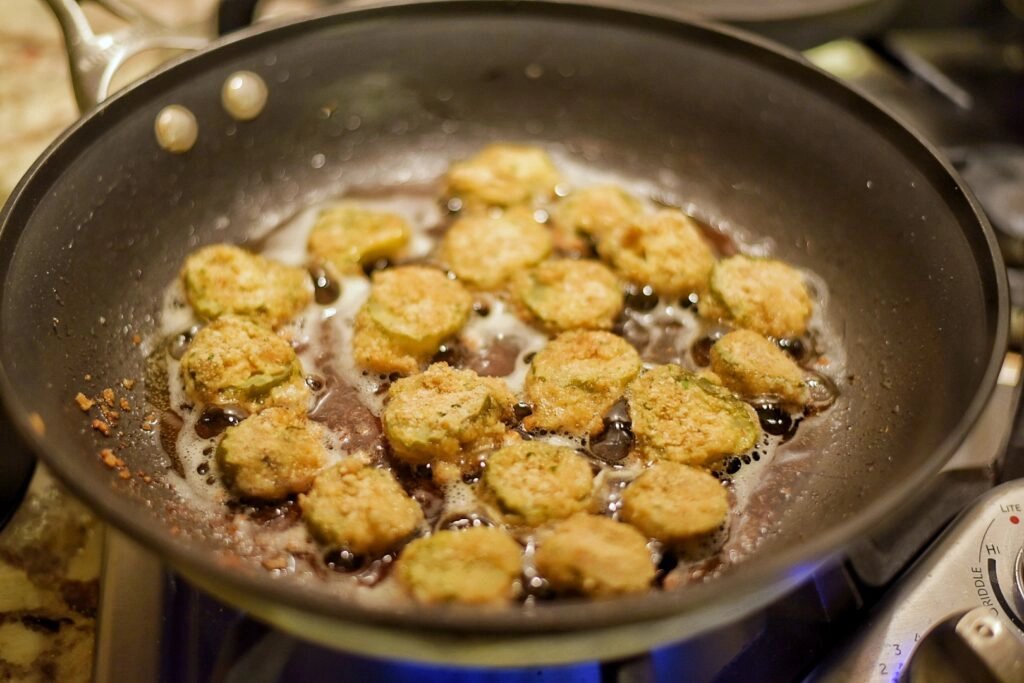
662,0,893,23
0,0,1008,637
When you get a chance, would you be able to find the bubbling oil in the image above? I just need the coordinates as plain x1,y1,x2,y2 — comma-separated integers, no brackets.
152,152,844,600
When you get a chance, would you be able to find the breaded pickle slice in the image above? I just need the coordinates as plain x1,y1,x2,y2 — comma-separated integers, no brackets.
710,329,808,408
627,364,759,467
597,209,715,297
698,255,812,338
511,259,622,333
353,266,472,374
383,363,514,467
525,330,642,436
444,143,561,208
300,458,424,556
307,204,410,276
551,185,642,252
365,266,471,345
478,442,593,526
395,527,522,604
181,244,312,328
535,514,654,597
217,407,326,500
440,207,552,290
180,316,309,412
620,462,728,543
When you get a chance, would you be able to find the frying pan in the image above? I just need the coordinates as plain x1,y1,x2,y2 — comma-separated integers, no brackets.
0,0,1007,666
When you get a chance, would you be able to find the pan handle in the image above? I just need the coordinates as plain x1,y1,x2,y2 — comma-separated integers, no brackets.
40,0,210,112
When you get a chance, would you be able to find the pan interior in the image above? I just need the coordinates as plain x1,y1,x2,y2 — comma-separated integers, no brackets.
0,1,1003,635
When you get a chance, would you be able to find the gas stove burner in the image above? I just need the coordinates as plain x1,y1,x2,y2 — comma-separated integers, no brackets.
953,145,1024,241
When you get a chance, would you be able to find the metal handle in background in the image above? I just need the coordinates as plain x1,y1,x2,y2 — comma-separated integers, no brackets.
1011,307,1024,351
41,0,210,112
93,528,164,682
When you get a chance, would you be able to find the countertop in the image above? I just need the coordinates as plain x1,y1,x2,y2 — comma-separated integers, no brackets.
0,1,210,679
0,1,318,678
1,3,102,677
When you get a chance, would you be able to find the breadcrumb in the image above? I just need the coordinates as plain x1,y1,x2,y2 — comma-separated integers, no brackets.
99,448,122,468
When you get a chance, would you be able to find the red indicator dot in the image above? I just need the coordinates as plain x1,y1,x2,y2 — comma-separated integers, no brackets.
1011,516,1020,525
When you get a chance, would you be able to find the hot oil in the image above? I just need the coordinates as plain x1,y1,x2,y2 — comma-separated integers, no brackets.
458,299,548,394
150,157,845,598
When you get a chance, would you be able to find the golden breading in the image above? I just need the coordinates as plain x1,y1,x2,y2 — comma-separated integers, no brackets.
439,207,552,290
307,204,410,275
510,259,623,333
698,255,812,338
478,442,594,526
300,458,424,556
597,209,715,297
350,309,418,376
352,266,472,374
364,267,472,345
444,143,561,208
551,185,642,252
217,408,326,500
181,244,312,328
620,463,728,543
179,316,310,413
383,363,514,468
525,330,642,436
535,514,654,596
697,369,723,385
627,364,759,467
710,329,808,408
395,527,523,604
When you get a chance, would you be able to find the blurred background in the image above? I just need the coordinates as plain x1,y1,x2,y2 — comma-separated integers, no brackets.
4,0,1023,201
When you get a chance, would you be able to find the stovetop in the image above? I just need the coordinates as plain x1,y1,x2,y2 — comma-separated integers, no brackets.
89,12,1024,683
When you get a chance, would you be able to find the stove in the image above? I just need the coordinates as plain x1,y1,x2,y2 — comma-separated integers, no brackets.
89,8,1024,682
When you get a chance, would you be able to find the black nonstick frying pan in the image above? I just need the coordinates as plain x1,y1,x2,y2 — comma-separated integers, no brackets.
0,0,1007,666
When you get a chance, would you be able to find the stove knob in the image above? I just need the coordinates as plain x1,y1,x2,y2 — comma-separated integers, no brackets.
901,607,1024,683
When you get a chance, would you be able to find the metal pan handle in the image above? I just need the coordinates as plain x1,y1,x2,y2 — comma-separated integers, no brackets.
40,0,210,111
